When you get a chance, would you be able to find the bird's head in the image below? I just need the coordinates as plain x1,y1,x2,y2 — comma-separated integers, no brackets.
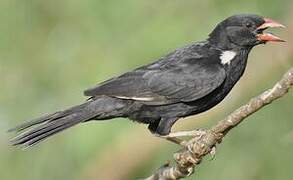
208,14,285,50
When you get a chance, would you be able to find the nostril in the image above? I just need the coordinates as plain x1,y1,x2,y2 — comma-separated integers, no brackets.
255,29,264,34
256,27,269,34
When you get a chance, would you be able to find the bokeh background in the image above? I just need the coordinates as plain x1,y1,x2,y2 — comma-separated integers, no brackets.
1,0,293,179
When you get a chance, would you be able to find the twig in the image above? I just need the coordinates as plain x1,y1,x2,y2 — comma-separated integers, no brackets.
145,67,293,180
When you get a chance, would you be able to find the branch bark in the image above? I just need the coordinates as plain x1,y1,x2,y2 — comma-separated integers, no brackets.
145,67,293,180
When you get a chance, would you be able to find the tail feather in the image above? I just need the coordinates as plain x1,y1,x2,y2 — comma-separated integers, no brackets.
11,117,80,148
9,101,98,148
7,112,64,133
26,120,78,147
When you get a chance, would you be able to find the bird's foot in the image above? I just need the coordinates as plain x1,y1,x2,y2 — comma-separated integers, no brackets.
155,133,187,146
157,129,218,160
158,129,208,147
165,136,188,146
163,129,207,138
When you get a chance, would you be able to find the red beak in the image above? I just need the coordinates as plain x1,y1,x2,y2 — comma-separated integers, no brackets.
256,18,285,42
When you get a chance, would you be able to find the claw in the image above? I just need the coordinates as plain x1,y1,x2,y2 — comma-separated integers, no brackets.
209,146,217,160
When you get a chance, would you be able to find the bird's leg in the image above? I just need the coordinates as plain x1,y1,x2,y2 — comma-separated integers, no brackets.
150,118,187,146
155,117,179,136
161,136,188,146
160,129,208,147
163,129,207,138
150,118,208,146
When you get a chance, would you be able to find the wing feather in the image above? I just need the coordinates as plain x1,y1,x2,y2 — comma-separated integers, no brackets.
84,42,226,105
84,59,226,105
145,62,226,102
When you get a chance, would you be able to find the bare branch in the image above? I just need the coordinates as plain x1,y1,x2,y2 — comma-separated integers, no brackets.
145,67,293,180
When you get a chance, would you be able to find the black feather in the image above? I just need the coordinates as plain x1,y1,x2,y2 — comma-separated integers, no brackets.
9,14,271,144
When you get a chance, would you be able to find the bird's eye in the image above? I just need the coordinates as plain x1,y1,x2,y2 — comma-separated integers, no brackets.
245,22,252,28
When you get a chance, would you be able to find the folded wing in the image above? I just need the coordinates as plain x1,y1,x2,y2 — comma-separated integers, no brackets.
84,59,226,105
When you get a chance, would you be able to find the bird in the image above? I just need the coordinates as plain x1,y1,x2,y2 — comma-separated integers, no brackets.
9,14,285,148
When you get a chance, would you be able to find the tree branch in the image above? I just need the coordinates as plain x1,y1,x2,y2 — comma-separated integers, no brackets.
145,67,293,180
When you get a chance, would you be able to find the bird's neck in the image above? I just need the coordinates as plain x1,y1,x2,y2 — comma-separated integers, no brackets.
208,25,233,50
224,49,250,86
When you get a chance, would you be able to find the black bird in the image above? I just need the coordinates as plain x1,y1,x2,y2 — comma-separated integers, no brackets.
9,14,285,148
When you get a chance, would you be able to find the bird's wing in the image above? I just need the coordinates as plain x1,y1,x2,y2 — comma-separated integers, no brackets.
84,58,226,105
145,59,226,103
84,69,166,103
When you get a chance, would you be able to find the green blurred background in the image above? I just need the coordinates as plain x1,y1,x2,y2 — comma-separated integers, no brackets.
0,0,292,179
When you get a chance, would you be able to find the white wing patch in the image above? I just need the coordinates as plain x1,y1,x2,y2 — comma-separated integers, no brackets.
220,51,237,65
115,96,154,101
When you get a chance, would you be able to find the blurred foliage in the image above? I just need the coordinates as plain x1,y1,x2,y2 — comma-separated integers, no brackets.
0,0,292,180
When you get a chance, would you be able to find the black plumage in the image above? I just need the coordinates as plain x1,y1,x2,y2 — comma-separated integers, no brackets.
9,14,285,147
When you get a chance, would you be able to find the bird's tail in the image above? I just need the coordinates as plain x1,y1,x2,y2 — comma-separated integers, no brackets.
8,97,123,148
